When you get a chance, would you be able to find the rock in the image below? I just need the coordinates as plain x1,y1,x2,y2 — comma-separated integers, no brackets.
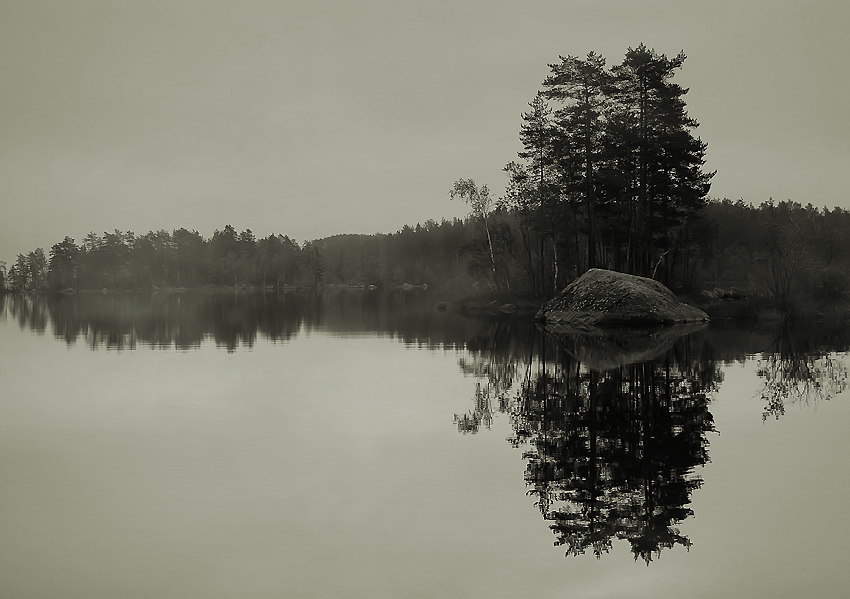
535,268,709,327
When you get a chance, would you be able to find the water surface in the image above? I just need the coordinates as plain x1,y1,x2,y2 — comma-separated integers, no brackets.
1,291,849,598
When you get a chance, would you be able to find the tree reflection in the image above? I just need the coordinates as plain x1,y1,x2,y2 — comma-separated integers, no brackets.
458,325,721,562
454,318,533,433
39,292,312,351
3,289,498,352
757,325,849,421
2,293,49,334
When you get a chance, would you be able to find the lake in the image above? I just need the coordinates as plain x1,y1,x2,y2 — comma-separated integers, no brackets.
1,290,849,598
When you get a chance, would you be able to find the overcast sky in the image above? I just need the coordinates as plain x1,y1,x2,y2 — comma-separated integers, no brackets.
1,0,848,264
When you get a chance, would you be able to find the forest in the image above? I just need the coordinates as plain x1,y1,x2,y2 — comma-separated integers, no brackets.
4,199,849,306
3,46,850,318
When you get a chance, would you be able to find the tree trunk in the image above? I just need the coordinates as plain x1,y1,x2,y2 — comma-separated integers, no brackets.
482,217,501,291
552,240,559,293
571,205,582,276
520,226,536,293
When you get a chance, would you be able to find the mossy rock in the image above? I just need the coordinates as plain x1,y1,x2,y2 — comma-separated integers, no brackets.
536,269,709,327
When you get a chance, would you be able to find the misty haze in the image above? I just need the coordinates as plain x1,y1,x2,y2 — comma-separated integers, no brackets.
2,2,850,598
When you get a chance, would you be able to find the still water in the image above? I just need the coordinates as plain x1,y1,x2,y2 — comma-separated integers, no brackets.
1,290,849,598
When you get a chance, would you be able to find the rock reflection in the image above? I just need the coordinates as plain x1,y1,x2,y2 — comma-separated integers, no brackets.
457,325,721,562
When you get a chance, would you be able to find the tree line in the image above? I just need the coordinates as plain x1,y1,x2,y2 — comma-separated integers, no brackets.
1,226,313,292
319,198,850,308
0,219,488,293
5,197,850,307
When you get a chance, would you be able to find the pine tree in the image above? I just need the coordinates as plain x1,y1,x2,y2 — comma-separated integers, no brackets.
609,45,714,277
543,52,610,270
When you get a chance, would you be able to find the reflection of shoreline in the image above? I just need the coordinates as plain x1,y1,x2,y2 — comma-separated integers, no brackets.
757,326,850,421
0,290,513,352
543,322,708,371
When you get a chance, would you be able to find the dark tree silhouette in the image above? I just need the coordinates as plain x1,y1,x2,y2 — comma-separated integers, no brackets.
456,324,721,562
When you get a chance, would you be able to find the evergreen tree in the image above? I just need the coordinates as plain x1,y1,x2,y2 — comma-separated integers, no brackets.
48,237,79,290
609,45,714,277
543,52,610,270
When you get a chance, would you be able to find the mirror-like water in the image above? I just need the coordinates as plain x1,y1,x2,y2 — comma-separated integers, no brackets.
1,291,849,598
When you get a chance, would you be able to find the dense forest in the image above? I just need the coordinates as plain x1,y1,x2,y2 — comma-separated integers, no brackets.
4,199,849,303
3,45,850,317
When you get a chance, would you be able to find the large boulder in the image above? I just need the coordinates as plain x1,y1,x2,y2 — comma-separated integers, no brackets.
536,268,709,327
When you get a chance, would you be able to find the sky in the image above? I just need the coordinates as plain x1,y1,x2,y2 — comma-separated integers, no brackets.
1,0,848,264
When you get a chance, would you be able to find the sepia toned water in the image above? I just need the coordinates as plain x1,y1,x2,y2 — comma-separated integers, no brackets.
1,291,849,598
